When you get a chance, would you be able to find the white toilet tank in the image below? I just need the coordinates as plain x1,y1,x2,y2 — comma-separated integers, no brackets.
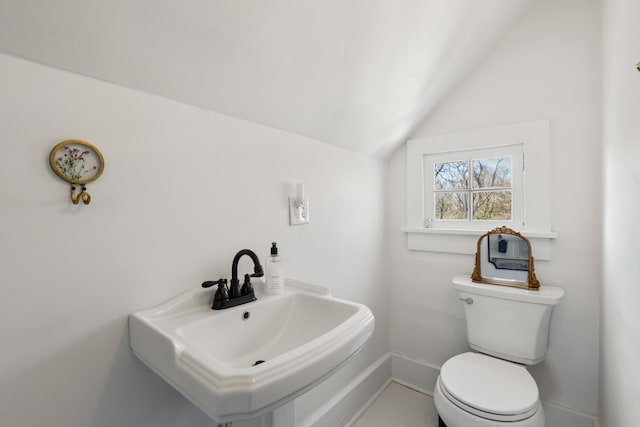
453,274,564,365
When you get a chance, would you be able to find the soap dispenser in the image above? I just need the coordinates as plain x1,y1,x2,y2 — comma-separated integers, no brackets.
264,242,284,295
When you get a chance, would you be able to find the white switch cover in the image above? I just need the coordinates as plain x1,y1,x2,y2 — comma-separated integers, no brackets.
289,198,310,225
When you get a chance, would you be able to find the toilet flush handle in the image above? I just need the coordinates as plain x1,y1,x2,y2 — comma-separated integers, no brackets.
459,297,474,304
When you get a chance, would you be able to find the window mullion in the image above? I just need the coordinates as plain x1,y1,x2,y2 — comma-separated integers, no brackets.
470,187,513,192
467,159,473,221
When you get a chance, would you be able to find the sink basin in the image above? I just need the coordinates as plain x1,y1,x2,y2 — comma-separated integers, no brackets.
129,279,374,423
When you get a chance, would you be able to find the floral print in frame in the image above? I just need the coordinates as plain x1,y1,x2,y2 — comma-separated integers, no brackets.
49,140,104,185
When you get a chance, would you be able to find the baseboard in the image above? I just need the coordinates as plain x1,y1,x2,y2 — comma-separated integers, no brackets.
391,352,440,396
342,377,393,427
391,352,597,427
299,352,392,427
540,401,597,427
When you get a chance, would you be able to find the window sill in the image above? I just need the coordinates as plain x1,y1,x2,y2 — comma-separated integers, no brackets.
401,227,557,260
401,227,558,238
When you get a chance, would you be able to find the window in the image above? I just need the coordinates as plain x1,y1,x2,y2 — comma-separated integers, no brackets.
424,144,523,229
404,121,556,256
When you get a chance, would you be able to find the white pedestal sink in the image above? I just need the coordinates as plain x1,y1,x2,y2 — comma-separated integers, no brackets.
129,279,375,425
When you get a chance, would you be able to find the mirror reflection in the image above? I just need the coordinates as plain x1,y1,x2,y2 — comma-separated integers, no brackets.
471,226,540,290
487,234,529,271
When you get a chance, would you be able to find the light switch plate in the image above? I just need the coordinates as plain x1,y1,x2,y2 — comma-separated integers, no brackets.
289,198,310,225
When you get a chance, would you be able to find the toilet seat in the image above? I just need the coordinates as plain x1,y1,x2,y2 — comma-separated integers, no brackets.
439,352,539,422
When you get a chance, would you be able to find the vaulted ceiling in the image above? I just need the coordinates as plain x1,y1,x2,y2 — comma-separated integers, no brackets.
0,0,536,157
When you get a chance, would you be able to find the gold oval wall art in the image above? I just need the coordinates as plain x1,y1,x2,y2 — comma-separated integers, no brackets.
49,140,104,205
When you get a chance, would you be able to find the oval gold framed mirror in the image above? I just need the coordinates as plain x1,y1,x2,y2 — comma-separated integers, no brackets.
471,226,540,290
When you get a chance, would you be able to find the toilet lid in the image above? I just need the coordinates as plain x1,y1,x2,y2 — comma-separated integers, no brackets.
440,352,539,418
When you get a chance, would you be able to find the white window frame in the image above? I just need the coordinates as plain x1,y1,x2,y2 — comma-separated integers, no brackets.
403,121,557,257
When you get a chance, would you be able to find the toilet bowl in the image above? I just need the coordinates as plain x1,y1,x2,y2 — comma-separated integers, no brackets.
433,353,544,427
434,275,564,427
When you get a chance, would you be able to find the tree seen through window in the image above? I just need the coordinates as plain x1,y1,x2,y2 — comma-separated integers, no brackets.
434,157,512,221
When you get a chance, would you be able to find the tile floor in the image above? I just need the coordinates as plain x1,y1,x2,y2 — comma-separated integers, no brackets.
352,381,439,427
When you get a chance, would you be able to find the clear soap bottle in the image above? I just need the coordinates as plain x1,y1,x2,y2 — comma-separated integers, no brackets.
264,242,284,295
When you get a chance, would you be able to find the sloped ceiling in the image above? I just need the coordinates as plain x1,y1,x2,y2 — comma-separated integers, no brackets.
0,0,536,157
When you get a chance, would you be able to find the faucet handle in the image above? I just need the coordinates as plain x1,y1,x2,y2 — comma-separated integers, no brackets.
213,281,229,302
202,278,227,288
241,273,255,296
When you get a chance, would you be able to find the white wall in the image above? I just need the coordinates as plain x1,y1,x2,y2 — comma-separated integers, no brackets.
387,0,601,419
0,53,389,427
601,0,640,425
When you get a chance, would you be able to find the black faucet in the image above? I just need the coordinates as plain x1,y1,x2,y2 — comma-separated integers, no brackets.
230,249,264,296
202,249,264,310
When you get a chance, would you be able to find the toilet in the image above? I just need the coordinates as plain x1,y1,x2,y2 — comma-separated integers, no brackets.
434,274,564,427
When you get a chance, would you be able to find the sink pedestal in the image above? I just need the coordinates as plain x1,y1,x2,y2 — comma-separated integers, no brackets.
220,401,295,427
